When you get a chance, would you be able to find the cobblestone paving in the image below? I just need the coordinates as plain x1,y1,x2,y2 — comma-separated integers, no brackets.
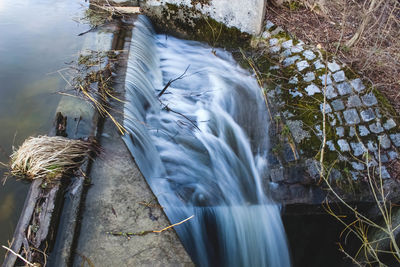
260,21,399,185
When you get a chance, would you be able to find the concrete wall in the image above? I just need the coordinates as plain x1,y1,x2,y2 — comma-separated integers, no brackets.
142,0,266,35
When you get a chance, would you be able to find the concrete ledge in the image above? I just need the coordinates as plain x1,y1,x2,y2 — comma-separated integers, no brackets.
143,0,266,35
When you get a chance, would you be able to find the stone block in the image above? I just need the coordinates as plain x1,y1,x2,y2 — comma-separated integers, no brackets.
359,125,370,136
336,82,353,96
282,39,293,49
319,73,333,85
337,139,350,152
327,61,341,72
369,122,384,134
378,134,391,149
145,0,267,34
314,60,324,70
350,78,365,92
332,70,346,82
269,38,279,46
305,84,321,95
325,85,337,99
351,162,365,171
303,72,315,82
291,45,304,53
360,108,375,122
297,60,310,71
361,92,378,106
383,119,396,130
331,99,345,111
336,127,344,137
283,55,300,66
343,109,360,125
270,167,285,182
350,142,366,156
346,95,362,108
303,50,316,60
390,133,400,147
320,103,332,113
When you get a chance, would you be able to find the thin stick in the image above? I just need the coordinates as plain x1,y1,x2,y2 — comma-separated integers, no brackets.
158,65,190,97
2,245,35,267
153,215,194,233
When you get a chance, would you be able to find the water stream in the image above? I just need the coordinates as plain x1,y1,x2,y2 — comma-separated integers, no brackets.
123,16,291,266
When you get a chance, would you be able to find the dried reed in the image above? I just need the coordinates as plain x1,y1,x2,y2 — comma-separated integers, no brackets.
10,136,93,180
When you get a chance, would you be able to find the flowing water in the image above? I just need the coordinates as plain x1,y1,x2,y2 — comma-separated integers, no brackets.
0,0,90,260
123,16,291,266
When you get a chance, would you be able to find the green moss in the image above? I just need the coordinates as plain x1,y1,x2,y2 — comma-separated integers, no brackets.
149,4,251,50
373,88,398,119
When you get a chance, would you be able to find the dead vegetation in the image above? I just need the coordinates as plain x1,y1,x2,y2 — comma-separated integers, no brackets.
9,136,93,181
59,49,127,134
267,0,400,112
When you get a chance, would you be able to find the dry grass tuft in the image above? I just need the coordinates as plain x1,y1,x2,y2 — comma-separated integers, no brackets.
10,136,93,180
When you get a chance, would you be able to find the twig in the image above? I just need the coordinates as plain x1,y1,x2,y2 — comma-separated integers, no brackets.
2,245,36,267
106,215,195,238
158,65,190,97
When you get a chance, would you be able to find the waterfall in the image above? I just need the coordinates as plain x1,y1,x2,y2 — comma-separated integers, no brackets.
123,15,291,267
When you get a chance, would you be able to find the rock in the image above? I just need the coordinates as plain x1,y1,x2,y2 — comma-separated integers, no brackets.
390,133,400,147
360,108,375,122
332,70,346,82
358,125,370,136
303,72,315,82
282,39,293,49
350,78,365,92
297,60,310,71
314,60,324,70
303,50,316,60
287,120,311,143
336,82,353,96
350,142,367,156
369,122,384,134
331,99,345,111
378,134,391,149
343,109,360,125
361,92,378,106
337,139,350,152
383,119,396,130
325,85,337,99
283,55,301,66
305,84,321,95
346,95,362,108
270,167,285,182
327,61,341,72
336,127,344,137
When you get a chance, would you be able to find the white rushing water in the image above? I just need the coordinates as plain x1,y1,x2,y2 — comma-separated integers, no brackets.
123,16,291,267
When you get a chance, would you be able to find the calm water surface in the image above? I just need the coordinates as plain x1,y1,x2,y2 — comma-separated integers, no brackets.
0,0,90,259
